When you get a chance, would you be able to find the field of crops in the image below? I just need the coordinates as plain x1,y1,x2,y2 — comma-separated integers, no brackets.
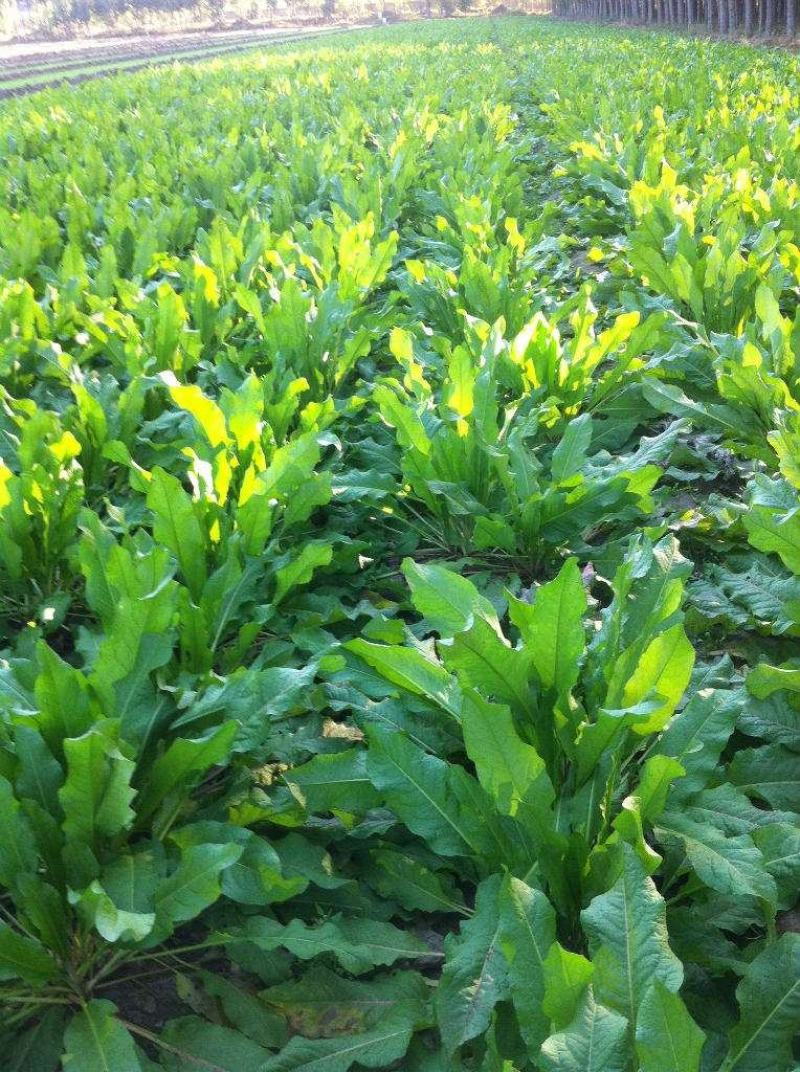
0,26,348,97
0,16,799,1072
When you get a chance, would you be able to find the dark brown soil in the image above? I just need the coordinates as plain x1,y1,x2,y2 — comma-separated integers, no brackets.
101,971,188,1033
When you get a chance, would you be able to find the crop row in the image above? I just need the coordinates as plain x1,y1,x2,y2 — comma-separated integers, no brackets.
0,26,349,96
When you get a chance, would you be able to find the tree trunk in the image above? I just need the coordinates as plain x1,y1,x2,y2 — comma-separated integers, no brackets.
764,0,775,31
787,0,796,33
719,0,728,32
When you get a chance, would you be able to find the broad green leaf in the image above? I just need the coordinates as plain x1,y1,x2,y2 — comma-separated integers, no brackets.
402,558,498,637
365,725,477,858
373,383,430,455
61,1001,142,1072
171,664,316,748
743,476,800,575
574,698,662,783
238,915,431,975
273,542,333,605
581,845,682,1023
539,988,628,1072
437,874,509,1055
610,795,663,877
461,690,555,838
72,882,155,944
7,1008,66,1072
201,554,262,656
368,849,467,914
753,823,800,906
0,660,36,720
445,343,475,422
211,832,312,905
635,982,705,1072
154,842,242,933
136,722,237,821
509,558,586,696
739,691,800,746
159,1018,269,1072
285,748,380,816
641,380,740,437
747,662,800,700
632,754,685,823
160,373,230,449
146,467,207,600
273,834,352,892
102,849,162,917
345,639,462,721
497,875,556,1050
656,812,777,904
90,590,176,741
59,725,136,848
220,833,306,907
681,782,789,836
196,970,288,1049
331,469,397,503
551,414,593,482
621,623,695,733
600,536,690,705
653,665,741,798
13,723,63,814
16,875,70,957
263,968,428,1040
0,774,38,887
725,934,800,1071
729,745,800,811
0,924,59,985
768,414,800,490
542,943,594,1030
446,765,520,871
34,643,95,750
441,615,534,716
613,756,684,871
74,848,161,942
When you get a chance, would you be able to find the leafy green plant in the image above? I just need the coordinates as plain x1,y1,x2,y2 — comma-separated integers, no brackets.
0,15,799,1072
335,544,796,1068
374,300,676,562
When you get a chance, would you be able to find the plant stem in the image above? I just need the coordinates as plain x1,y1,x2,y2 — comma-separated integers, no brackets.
0,903,39,943
126,936,231,964
2,995,75,1005
86,948,132,992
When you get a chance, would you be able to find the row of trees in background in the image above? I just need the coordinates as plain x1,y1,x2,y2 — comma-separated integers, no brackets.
0,0,389,35
1,0,507,38
552,0,796,35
